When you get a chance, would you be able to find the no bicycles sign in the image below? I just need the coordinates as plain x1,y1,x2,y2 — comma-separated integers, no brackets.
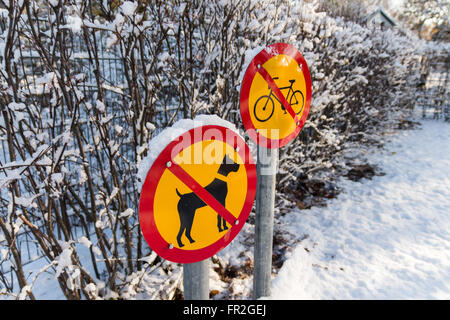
240,43,312,148
139,125,257,264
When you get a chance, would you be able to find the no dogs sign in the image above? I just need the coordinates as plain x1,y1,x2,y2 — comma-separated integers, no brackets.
240,43,312,148
139,124,257,263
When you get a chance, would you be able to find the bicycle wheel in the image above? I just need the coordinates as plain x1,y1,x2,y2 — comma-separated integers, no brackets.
254,95,275,122
290,90,305,115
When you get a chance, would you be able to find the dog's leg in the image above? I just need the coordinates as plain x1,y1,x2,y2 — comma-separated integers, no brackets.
177,225,185,248
185,212,196,244
222,216,228,231
217,214,229,232
217,197,228,232
217,195,224,232
177,202,187,247
217,214,223,232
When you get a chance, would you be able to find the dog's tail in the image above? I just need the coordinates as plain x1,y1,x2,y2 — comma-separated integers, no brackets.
175,188,183,197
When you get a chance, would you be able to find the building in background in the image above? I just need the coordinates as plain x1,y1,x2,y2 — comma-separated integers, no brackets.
364,6,397,29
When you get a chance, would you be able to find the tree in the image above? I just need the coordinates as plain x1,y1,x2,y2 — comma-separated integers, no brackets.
397,0,449,39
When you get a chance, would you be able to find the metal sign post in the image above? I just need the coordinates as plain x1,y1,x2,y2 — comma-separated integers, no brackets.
239,43,311,299
253,145,278,299
183,260,209,300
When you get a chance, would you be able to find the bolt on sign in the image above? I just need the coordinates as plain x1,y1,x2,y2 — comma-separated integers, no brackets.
139,125,257,264
240,43,312,148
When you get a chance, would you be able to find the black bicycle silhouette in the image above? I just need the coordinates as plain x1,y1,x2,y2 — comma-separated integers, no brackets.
253,77,304,122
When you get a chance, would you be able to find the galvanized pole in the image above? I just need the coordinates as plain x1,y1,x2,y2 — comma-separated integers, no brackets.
183,259,209,300
253,144,278,299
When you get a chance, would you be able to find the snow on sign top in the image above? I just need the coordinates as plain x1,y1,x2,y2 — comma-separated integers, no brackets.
240,43,312,149
136,115,241,190
138,117,256,263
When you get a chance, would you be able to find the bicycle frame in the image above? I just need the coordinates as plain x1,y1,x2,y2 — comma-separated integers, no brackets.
253,78,304,123
266,83,295,112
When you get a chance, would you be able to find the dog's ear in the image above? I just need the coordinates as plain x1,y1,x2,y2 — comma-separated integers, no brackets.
223,154,234,164
224,154,240,166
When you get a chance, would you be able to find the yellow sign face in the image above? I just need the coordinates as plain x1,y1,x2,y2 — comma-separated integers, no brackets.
240,43,312,148
139,125,257,263
153,140,247,250
249,54,307,140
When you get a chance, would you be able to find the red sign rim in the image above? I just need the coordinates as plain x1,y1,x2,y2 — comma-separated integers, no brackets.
139,125,257,264
240,42,312,148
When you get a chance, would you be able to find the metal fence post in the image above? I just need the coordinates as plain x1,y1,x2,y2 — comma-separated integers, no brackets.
253,145,278,299
183,259,209,300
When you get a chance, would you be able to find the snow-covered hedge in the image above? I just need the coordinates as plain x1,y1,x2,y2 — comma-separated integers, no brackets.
0,0,445,299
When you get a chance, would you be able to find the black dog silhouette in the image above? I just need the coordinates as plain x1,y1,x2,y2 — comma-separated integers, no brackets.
175,154,240,247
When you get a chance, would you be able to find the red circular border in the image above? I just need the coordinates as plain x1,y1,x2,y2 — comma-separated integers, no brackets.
138,125,257,264
240,43,312,148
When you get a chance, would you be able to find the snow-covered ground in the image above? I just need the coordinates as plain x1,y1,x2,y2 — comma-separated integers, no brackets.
270,120,450,299
2,120,448,300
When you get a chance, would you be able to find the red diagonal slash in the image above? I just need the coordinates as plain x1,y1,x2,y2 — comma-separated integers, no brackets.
167,160,238,225
256,64,300,125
